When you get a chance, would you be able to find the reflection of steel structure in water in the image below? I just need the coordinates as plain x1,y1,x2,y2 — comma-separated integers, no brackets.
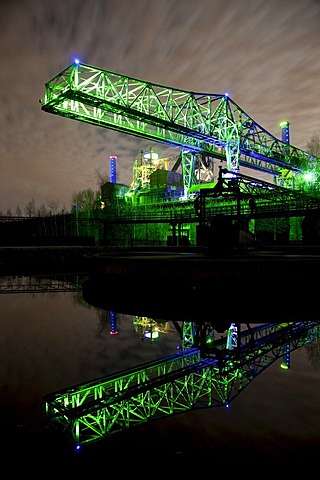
133,316,177,341
108,311,118,335
226,323,238,350
43,321,320,450
0,277,81,294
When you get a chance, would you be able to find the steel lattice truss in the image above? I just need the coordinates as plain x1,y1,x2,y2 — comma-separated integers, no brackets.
196,167,320,222
0,275,83,294
43,321,320,448
40,61,317,180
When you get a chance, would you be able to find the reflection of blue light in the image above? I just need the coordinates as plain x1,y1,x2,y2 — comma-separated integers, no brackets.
75,443,81,452
109,311,118,334
74,58,80,65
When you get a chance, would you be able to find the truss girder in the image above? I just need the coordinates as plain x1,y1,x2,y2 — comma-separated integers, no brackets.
43,322,320,447
41,62,317,177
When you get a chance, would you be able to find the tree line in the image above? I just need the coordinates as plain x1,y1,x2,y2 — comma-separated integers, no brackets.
1,135,320,217
0,168,109,217
0,190,101,217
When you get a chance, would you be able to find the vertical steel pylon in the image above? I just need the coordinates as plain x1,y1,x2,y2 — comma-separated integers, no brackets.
226,323,238,350
181,321,196,350
181,150,196,197
219,97,240,172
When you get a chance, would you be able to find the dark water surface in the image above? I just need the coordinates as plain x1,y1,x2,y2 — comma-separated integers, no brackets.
1,274,319,474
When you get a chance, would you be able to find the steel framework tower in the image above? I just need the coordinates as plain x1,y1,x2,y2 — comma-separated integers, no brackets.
40,60,319,195
38,63,320,448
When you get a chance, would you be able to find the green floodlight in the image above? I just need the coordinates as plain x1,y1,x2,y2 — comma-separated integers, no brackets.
303,172,315,183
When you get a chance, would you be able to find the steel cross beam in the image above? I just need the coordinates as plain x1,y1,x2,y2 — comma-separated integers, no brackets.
194,166,320,225
42,321,320,448
40,62,317,184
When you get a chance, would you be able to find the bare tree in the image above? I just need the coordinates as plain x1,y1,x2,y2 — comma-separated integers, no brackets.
306,134,320,157
72,188,100,213
305,340,320,370
15,205,22,217
24,198,36,217
38,203,48,216
95,167,110,187
46,199,60,214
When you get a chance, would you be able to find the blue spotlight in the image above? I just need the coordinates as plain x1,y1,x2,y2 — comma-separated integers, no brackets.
74,443,82,452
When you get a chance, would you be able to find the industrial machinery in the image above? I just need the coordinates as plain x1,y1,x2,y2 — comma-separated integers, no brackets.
40,60,320,246
39,63,320,449
43,321,320,449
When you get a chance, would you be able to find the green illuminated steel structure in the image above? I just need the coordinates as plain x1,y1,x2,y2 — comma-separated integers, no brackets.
40,63,320,448
40,61,320,196
43,321,320,448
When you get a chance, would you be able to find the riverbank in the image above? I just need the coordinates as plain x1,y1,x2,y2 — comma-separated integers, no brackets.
81,244,320,322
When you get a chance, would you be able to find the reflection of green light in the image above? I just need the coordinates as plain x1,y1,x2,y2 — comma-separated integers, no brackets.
280,362,289,370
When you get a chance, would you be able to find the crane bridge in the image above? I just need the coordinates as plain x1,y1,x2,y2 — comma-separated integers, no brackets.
43,321,320,450
40,60,318,179
38,64,320,448
40,61,320,246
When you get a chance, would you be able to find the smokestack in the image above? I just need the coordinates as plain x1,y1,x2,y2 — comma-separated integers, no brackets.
110,155,117,183
280,121,290,144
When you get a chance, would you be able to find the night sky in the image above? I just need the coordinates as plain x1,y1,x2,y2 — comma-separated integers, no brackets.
1,0,320,213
